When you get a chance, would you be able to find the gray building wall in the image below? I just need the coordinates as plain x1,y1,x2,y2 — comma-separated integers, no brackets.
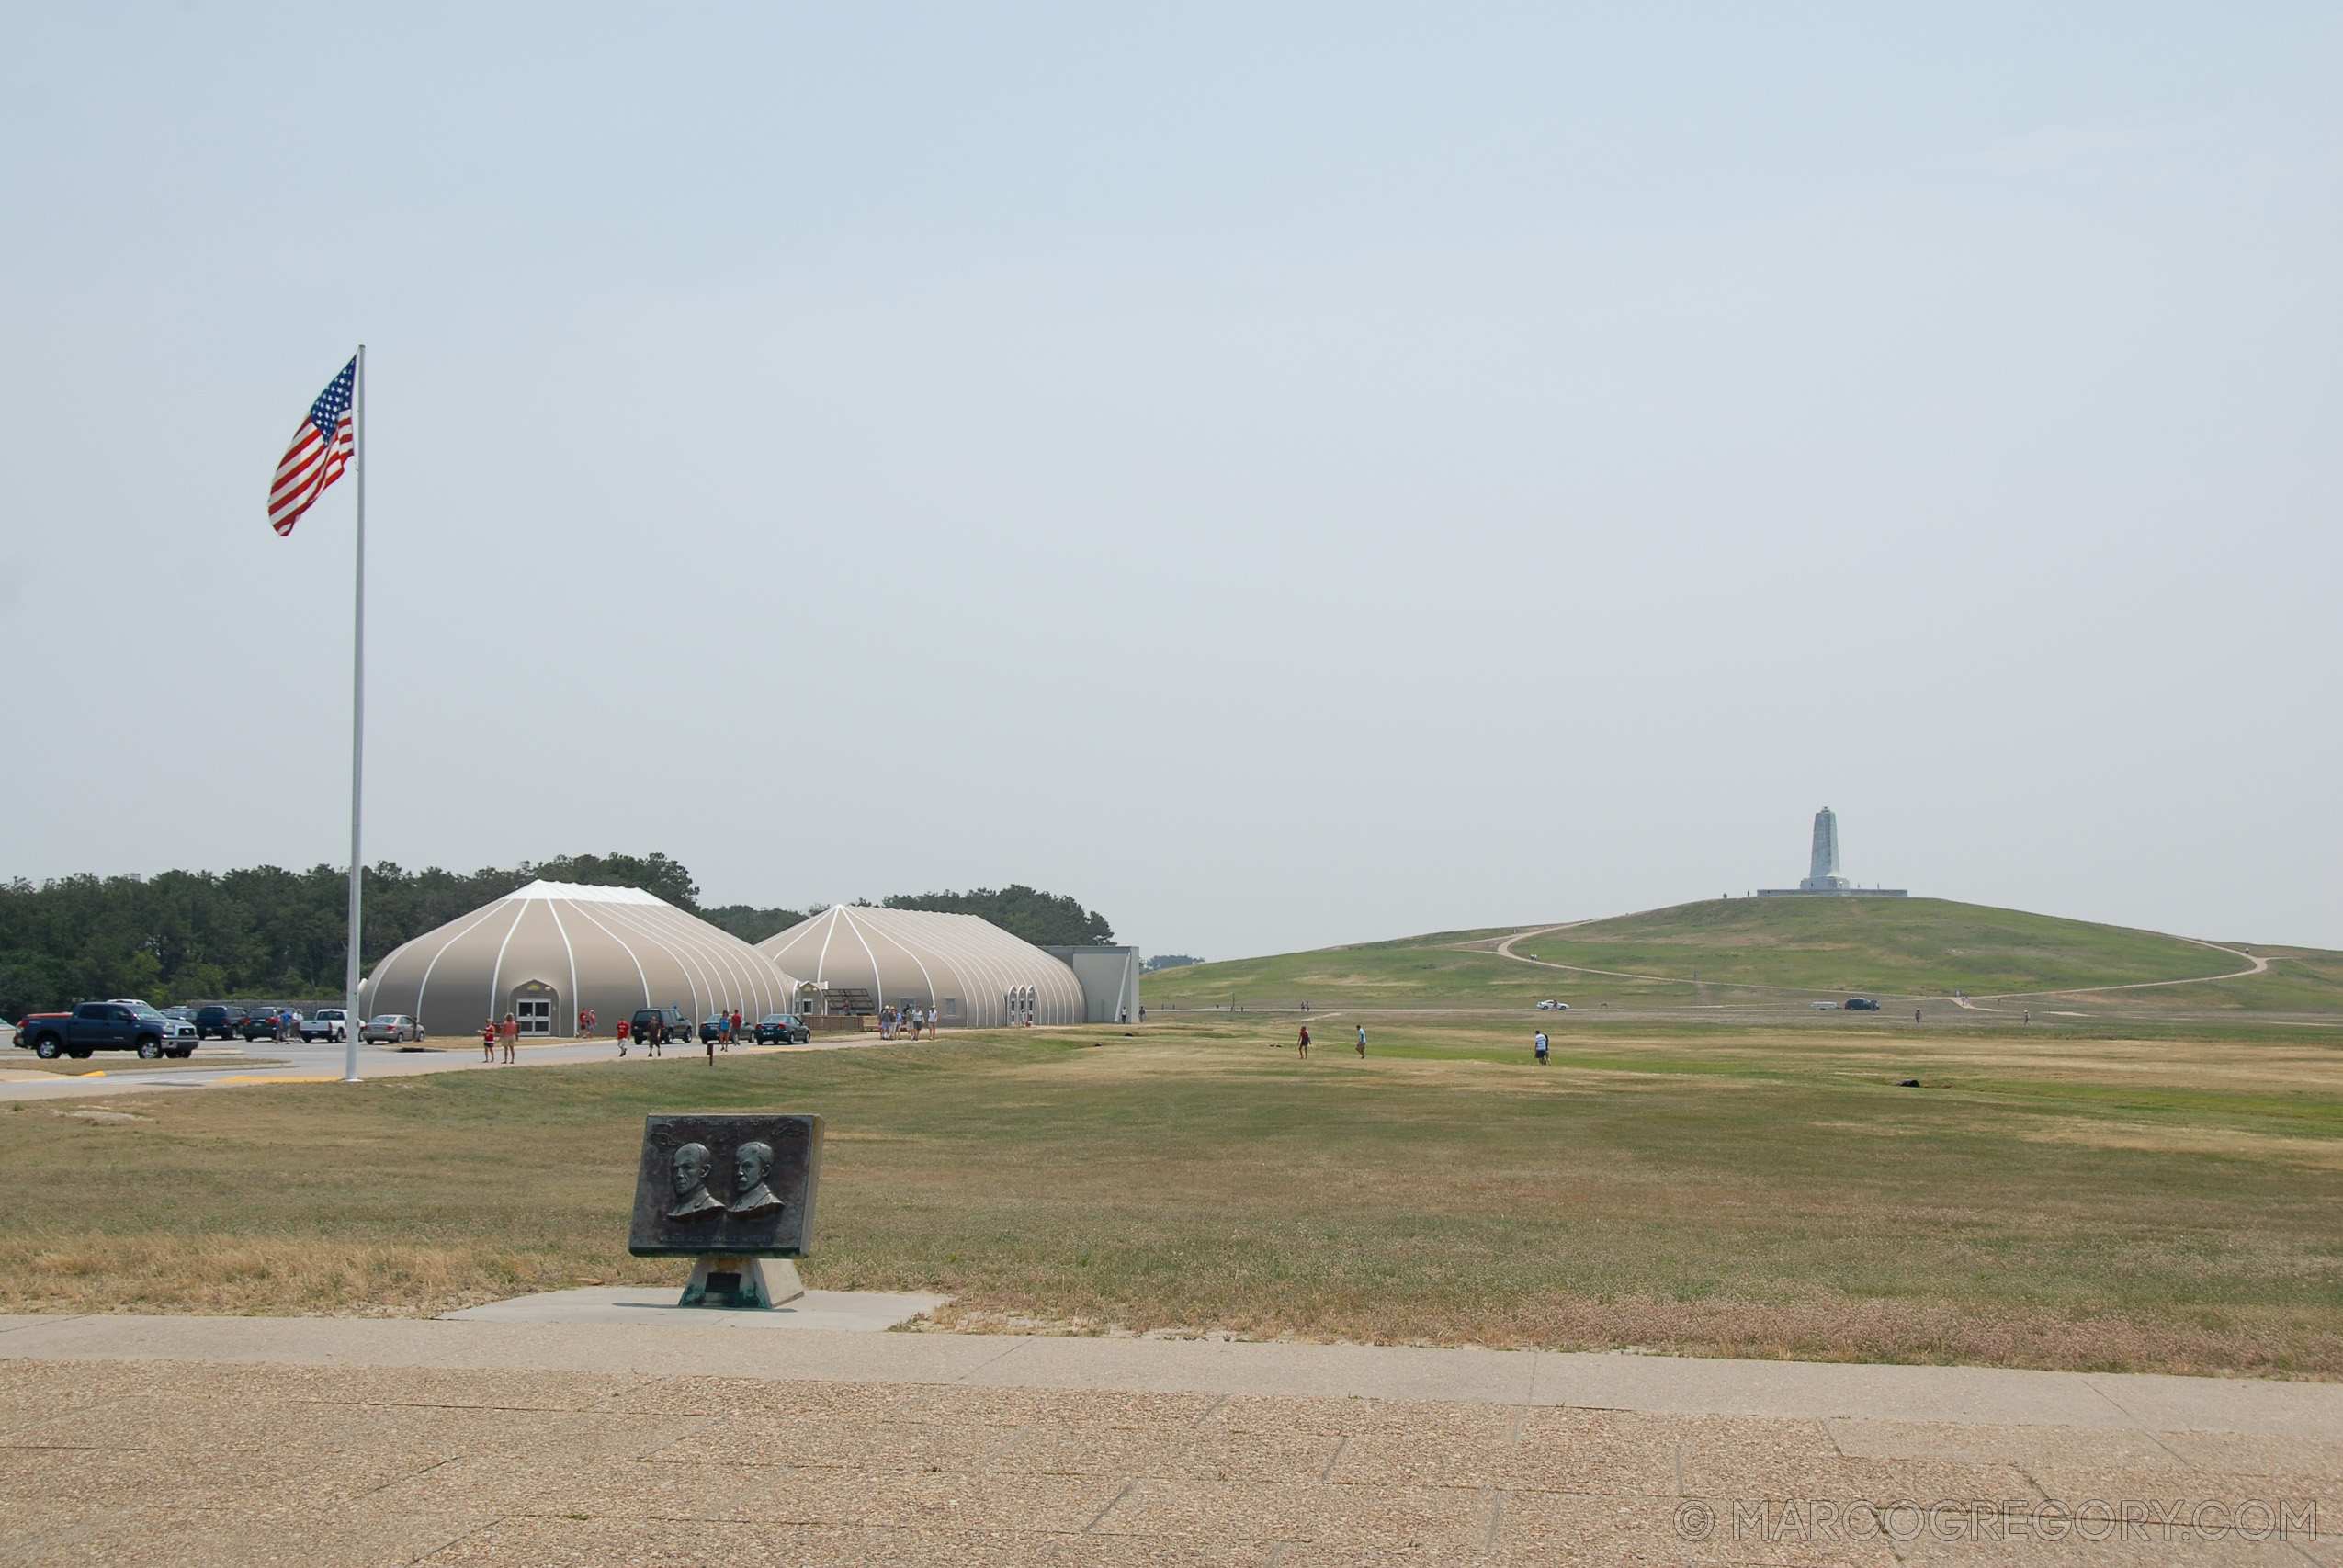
1045,946,1141,1023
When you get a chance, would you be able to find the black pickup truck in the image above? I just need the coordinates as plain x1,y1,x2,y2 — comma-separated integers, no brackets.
13,1002,192,1061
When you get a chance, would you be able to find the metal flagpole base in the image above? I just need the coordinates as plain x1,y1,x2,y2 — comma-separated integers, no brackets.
678,1256,804,1310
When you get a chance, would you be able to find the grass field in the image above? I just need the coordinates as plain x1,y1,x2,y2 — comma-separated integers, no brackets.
5,1012,2339,1377
1139,897,2343,1013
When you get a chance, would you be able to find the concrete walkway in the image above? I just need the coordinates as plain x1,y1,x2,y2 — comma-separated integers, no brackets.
2,1313,2336,1438
3,1314,2336,1563
442,1287,950,1333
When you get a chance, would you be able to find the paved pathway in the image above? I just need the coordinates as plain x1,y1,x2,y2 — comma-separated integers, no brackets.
0,1034,876,1104
1,1314,2335,1563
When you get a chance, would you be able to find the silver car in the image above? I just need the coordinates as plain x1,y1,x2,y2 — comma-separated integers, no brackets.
360,1014,426,1044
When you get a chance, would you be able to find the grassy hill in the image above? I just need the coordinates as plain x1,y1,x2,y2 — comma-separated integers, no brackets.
1140,897,2343,1012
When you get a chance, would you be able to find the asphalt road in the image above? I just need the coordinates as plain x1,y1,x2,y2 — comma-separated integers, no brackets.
0,1031,875,1103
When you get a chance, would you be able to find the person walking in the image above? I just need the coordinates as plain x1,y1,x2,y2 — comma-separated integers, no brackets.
719,1013,732,1053
649,1017,663,1058
1297,1024,1310,1058
578,1008,595,1041
481,1019,495,1063
616,1017,630,1056
1534,1029,1549,1066
1356,1024,1367,1058
729,1008,742,1049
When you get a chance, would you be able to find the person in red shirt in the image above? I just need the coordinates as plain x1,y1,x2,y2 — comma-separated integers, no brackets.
729,1009,742,1051
616,1017,630,1056
578,1007,595,1041
480,1020,495,1063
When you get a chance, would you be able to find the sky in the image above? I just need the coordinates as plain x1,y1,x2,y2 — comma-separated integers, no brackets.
3,5,2339,961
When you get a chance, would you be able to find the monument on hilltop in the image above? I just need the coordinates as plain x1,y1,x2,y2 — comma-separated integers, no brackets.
1803,807,1849,891
1758,807,1907,897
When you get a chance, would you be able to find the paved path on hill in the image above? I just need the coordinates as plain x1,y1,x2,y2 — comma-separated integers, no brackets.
1,1314,2334,1564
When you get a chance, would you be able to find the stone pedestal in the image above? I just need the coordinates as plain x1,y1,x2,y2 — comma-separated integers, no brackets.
678,1256,805,1310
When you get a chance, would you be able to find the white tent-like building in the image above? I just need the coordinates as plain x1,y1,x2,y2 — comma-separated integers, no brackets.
756,906,1085,1028
359,881,798,1038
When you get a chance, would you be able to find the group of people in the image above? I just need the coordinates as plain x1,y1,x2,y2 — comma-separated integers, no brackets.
480,1014,517,1063
879,1006,936,1040
612,1008,751,1061
1285,1022,1558,1065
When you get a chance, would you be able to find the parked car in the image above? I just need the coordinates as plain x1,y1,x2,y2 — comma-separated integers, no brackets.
109,1000,202,1055
1844,997,1882,1011
14,1002,187,1060
755,1013,811,1044
1810,1000,1839,1010
241,1008,292,1042
359,1014,425,1044
300,1008,349,1043
195,1004,250,1040
629,1006,689,1044
697,1013,737,1043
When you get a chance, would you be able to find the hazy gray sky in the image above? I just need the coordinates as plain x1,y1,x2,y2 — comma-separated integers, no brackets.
4,5,2338,960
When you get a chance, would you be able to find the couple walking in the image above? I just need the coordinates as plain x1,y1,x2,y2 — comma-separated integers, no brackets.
1295,1023,1368,1059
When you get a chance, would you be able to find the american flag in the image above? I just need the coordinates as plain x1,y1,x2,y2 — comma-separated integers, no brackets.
268,355,357,536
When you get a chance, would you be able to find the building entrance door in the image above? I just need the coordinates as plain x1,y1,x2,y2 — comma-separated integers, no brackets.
515,998,553,1035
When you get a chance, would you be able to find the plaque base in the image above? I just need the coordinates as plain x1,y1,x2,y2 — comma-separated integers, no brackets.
678,1256,805,1310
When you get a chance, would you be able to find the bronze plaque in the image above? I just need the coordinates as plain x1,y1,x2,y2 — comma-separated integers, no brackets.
627,1113,823,1258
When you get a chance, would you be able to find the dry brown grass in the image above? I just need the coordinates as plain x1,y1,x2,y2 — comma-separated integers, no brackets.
2,1015,2338,1375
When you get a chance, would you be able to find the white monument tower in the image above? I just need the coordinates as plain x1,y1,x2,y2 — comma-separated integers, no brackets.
1757,807,1907,897
1800,807,1850,892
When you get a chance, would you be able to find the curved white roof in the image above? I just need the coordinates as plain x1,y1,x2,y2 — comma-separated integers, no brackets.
757,906,1082,1028
360,884,798,1035
502,879,666,905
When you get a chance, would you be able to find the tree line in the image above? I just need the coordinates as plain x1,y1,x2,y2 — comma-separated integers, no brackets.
0,857,1113,1018
0,853,800,1018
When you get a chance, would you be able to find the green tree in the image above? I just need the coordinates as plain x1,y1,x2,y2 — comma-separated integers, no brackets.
879,886,1114,946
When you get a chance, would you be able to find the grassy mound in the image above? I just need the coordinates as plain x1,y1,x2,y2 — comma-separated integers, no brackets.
1139,897,2333,1010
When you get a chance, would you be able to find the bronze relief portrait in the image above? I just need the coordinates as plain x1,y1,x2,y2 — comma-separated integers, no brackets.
629,1114,823,1258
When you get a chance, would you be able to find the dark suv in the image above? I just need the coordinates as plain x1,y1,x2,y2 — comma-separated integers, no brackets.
1844,997,1882,1011
195,1005,250,1040
628,1006,689,1044
242,1009,292,1042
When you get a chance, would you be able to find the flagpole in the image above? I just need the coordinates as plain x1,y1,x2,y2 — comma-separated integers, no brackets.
344,344,366,1085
